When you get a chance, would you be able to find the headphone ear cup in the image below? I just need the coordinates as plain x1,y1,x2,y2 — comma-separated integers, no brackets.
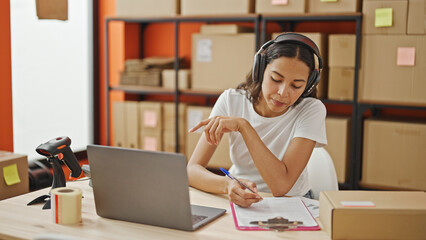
252,54,261,83
303,70,321,97
257,53,267,84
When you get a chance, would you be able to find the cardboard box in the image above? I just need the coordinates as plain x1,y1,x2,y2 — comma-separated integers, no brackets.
407,0,426,35
319,191,426,240
163,103,187,154
0,152,29,200
113,101,126,148
272,32,328,98
200,24,253,34
116,0,179,17
362,0,408,34
328,67,354,101
362,119,426,190
139,102,163,131
324,116,351,183
125,101,139,149
181,0,254,15
186,106,232,169
192,33,255,92
140,128,163,151
162,69,191,90
308,0,360,13
36,0,68,20
255,0,306,14
359,35,426,106
328,34,356,68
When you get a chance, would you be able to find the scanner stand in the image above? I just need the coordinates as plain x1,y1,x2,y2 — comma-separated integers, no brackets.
27,156,66,210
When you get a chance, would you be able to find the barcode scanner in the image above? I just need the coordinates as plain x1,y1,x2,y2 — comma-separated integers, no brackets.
28,136,82,209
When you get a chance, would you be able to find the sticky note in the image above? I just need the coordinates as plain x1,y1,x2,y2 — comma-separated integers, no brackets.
271,0,288,5
341,201,375,207
321,0,338,2
144,110,157,128
375,8,393,28
144,137,158,151
3,163,21,186
397,47,416,66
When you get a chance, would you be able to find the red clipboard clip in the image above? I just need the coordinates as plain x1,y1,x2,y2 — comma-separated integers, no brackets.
249,217,303,232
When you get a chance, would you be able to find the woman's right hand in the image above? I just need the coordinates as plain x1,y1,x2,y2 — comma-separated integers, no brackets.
226,177,263,208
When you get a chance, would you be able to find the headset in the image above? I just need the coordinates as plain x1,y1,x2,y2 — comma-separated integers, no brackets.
252,32,323,97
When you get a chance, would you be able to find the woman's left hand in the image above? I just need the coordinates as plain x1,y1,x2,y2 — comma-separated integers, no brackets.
189,116,246,145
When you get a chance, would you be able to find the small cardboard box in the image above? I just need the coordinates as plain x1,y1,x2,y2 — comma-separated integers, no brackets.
36,0,68,20
308,0,361,13
328,67,354,101
181,0,254,15
139,102,163,131
163,103,187,154
324,116,351,183
200,24,253,34
192,33,255,92
0,152,29,200
359,35,426,106
362,0,408,35
255,0,306,14
407,0,426,35
116,0,179,17
328,34,356,68
140,128,163,152
162,69,191,90
125,101,139,149
362,119,426,190
186,106,231,169
319,191,426,240
113,101,126,148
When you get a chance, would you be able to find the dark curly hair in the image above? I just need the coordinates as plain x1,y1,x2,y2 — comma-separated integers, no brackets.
237,42,317,106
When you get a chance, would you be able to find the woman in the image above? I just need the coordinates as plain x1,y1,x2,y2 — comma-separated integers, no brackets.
187,33,327,207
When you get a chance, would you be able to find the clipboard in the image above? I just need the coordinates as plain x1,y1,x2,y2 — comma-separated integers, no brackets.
230,197,321,231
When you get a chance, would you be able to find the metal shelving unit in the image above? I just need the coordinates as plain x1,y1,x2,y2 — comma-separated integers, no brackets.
260,13,362,190
105,15,260,152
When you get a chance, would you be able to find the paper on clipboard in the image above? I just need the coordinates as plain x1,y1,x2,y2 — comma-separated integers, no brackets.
230,197,320,231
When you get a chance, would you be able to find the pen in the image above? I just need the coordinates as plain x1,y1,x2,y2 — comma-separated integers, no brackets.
220,167,255,193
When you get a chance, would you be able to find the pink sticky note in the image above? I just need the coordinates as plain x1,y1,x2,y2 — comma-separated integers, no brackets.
144,137,157,151
272,0,288,5
144,110,157,127
397,47,416,66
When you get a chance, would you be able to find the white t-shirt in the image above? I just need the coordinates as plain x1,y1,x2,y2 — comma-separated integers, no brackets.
209,89,327,196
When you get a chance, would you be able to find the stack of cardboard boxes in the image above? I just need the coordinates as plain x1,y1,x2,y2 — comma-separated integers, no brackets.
359,0,426,191
255,0,360,14
120,57,175,87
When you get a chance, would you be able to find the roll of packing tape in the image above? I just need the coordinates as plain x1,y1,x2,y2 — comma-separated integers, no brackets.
51,187,82,225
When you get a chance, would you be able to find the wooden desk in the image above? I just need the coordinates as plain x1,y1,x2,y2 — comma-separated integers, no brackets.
0,180,331,240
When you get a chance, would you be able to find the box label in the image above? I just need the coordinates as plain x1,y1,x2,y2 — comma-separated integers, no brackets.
375,8,393,28
271,0,288,5
3,163,21,186
143,110,158,127
341,201,375,207
196,39,212,62
397,47,416,66
144,137,158,151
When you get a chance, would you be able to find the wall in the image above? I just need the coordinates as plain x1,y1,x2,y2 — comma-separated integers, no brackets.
10,0,93,160
0,1,13,152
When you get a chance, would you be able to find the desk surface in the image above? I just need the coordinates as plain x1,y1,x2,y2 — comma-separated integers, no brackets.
0,180,331,240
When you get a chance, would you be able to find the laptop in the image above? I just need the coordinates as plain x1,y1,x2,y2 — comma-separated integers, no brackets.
87,144,226,231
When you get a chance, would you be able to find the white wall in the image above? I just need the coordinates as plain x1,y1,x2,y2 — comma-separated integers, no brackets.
11,0,93,161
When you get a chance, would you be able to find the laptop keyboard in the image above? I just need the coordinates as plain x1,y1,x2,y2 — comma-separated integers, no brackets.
192,214,208,225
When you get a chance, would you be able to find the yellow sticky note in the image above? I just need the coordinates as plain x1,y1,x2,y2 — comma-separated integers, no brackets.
375,8,393,28
3,163,21,186
321,0,338,2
